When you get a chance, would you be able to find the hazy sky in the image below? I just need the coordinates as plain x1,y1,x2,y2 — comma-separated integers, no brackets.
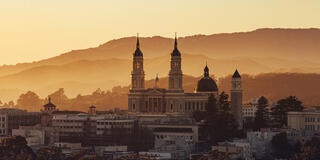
0,0,319,65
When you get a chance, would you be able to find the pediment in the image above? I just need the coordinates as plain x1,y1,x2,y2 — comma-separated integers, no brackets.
146,88,166,95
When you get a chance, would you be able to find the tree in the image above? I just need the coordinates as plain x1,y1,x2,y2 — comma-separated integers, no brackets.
36,146,65,160
16,91,42,111
206,94,219,114
271,96,304,127
218,91,230,112
0,136,37,160
198,150,232,160
254,96,269,130
271,132,298,159
195,93,239,144
291,137,320,160
49,88,69,107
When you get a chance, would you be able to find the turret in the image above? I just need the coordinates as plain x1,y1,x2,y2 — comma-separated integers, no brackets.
168,33,183,92
231,69,243,129
131,34,145,90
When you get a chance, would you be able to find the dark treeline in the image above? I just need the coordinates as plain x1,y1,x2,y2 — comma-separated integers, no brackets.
2,72,320,112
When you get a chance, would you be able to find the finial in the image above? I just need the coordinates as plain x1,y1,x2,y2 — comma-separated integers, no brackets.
204,63,209,77
136,33,140,49
155,74,159,88
48,96,51,103
174,32,177,49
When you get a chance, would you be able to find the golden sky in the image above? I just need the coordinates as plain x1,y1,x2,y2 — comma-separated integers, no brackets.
0,0,319,65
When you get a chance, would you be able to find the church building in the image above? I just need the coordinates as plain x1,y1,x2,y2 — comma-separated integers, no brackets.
128,35,243,128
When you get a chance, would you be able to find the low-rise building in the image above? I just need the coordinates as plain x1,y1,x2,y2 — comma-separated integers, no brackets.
0,108,41,136
246,130,280,159
288,111,320,131
211,140,254,160
12,124,45,146
138,116,199,160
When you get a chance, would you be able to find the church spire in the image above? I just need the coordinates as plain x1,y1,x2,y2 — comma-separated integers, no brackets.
171,33,181,56
136,33,140,49
174,32,177,49
133,33,143,57
204,63,209,77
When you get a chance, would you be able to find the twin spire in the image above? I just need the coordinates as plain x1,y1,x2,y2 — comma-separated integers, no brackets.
134,33,181,57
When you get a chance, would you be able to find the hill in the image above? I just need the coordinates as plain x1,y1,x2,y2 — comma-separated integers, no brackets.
11,72,320,112
0,28,320,103
1,28,320,77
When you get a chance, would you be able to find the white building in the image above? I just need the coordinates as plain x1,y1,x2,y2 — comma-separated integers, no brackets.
246,130,280,159
288,111,320,131
242,98,276,121
212,140,254,160
138,116,199,160
12,124,45,146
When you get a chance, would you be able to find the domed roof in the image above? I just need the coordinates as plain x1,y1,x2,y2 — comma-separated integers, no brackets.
44,97,56,108
133,35,143,57
197,65,218,92
171,35,181,57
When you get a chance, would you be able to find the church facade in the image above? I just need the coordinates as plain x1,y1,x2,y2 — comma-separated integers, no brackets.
128,35,243,127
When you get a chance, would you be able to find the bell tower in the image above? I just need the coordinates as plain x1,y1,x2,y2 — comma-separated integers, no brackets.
231,69,243,129
131,34,145,90
168,34,183,92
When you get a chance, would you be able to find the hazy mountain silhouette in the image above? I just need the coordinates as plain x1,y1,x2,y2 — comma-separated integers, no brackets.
0,28,320,104
11,73,320,112
1,28,320,77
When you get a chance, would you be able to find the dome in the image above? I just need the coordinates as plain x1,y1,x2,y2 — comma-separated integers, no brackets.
196,65,218,92
197,77,218,92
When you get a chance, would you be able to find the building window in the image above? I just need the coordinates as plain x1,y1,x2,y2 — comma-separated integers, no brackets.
133,104,136,111
171,104,173,111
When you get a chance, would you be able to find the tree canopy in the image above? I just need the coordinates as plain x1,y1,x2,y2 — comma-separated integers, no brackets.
271,96,304,127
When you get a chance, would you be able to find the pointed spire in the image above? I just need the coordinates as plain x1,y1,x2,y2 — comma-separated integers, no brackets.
232,69,241,78
136,33,140,49
48,96,51,103
155,74,159,88
133,33,143,56
204,64,209,77
171,32,181,56
174,32,178,49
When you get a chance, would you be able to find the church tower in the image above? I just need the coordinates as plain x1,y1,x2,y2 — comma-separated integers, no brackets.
231,69,243,129
168,34,183,92
131,34,145,90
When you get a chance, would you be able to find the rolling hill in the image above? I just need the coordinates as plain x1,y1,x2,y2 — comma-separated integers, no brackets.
0,28,320,105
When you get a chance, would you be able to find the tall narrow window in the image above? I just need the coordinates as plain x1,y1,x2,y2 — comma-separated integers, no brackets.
132,104,136,111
